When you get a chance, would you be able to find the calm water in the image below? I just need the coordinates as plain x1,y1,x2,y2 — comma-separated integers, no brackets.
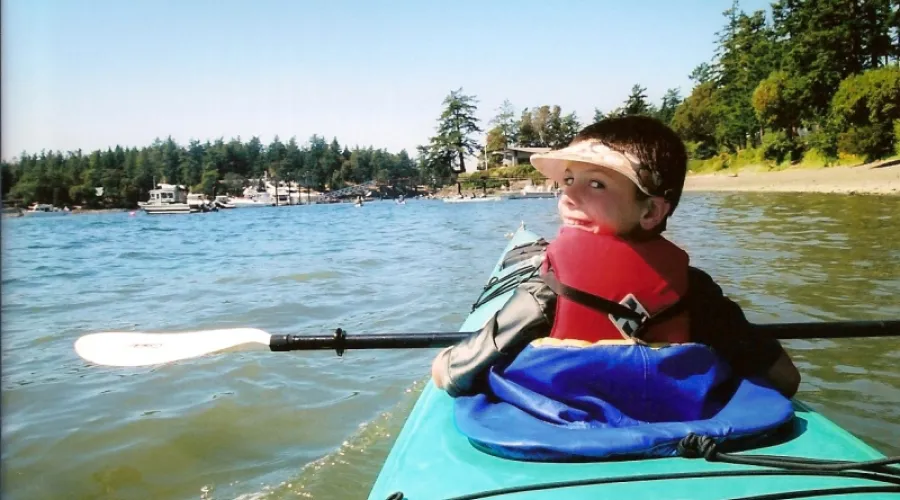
2,194,898,500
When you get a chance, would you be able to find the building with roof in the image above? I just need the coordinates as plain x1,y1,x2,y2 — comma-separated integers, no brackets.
488,146,552,168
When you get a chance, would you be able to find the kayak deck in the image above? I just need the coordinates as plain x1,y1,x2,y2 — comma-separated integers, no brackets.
367,228,895,500
370,388,892,500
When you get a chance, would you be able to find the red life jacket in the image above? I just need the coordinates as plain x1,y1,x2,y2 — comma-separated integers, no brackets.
541,227,690,344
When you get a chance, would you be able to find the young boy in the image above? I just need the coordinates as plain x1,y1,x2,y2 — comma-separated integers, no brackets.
432,116,801,399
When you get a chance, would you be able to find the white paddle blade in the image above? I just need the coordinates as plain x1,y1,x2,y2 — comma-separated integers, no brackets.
74,328,272,367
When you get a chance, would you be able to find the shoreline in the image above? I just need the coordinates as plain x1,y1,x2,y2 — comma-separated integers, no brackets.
683,161,900,196
1,208,130,218
7,161,899,216
70,208,131,215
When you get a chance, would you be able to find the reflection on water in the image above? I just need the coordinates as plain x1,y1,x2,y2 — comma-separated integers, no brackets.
1,193,897,500
672,192,900,456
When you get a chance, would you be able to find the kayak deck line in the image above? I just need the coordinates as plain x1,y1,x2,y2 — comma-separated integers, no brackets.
438,472,900,500
470,261,541,312
385,434,900,500
674,434,898,472
367,227,900,500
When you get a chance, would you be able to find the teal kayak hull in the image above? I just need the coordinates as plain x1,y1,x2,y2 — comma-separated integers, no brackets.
367,227,893,500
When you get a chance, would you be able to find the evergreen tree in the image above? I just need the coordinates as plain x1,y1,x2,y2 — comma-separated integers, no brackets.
429,88,481,173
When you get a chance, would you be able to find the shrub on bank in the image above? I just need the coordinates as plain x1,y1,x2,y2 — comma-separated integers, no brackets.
837,125,895,163
688,153,730,173
761,131,799,164
895,120,900,156
459,163,546,186
829,66,900,162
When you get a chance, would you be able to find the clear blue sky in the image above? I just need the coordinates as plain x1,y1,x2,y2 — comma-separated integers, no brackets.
2,0,772,162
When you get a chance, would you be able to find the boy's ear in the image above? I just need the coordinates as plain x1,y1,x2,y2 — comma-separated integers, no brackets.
639,196,671,231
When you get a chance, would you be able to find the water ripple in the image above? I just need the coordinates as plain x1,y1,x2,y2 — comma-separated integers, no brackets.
2,195,898,500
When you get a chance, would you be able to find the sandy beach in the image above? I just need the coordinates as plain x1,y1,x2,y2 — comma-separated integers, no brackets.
684,161,900,195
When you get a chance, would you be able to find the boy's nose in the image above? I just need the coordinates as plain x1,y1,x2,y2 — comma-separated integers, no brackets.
562,184,582,205
560,192,580,211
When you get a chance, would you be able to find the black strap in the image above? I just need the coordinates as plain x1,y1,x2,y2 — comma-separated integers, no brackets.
543,269,689,340
542,270,645,322
642,291,689,328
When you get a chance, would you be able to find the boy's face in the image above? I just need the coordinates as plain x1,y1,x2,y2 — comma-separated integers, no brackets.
557,161,649,236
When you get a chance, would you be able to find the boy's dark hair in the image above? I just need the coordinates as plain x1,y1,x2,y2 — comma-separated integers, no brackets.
572,116,688,217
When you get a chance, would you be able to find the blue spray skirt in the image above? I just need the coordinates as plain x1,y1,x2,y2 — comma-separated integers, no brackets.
454,340,795,461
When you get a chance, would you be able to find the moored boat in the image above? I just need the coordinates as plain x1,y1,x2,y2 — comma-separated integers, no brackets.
23,203,70,216
187,193,218,212
138,184,195,215
230,194,273,208
213,195,236,209
501,184,559,200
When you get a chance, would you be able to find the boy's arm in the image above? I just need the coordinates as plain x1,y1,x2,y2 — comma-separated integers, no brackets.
764,351,802,398
687,267,801,398
431,275,556,397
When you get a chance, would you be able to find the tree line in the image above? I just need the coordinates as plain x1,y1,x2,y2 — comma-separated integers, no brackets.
1,136,419,208
668,0,899,164
418,0,899,181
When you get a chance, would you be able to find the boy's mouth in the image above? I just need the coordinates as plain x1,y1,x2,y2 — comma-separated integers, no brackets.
563,218,599,233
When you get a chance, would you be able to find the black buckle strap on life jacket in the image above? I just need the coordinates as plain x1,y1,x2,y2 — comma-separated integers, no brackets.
542,270,646,323
541,269,688,339
500,239,549,270
641,291,689,329
543,269,689,340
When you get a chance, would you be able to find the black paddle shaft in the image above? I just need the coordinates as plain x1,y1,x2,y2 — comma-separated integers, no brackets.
268,321,900,356
751,320,900,340
269,328,470,356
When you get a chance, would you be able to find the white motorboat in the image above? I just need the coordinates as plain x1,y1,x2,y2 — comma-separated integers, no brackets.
139,184,195,215
24,204,70,216
214,195,236,209
502,185,559,200
230,196,271,208
187,193,217,212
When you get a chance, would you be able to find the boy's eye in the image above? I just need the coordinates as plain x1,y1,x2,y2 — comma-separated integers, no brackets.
590,180,605,189
563,176,574,186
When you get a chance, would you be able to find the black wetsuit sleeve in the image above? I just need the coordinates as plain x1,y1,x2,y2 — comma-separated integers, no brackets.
434,275,556,397
687,267,784,376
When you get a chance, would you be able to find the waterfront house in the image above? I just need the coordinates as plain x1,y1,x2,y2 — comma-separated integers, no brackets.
489,147,552,168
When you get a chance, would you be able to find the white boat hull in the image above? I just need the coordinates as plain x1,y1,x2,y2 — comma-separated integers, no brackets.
24,210,70,217
503,192,557,200
230,199,271,208
139,203,196,215
23,204,70,216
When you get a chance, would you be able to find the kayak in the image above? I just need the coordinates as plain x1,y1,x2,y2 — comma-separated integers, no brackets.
367,226,898,500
